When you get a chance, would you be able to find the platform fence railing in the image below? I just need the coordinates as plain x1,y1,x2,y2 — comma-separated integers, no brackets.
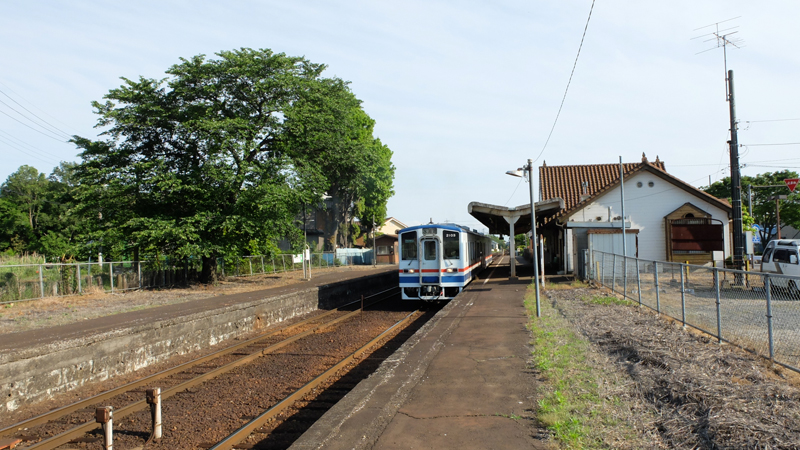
590,250,800,374
0,250,374,304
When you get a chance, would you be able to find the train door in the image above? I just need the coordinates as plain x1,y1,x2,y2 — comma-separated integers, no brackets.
419,232,442,298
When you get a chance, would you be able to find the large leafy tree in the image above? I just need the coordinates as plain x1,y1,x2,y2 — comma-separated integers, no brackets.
73,48,349,282
702,170,800,244
283,84,395,250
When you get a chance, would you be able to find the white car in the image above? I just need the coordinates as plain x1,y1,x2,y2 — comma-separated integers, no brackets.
760,239,800,297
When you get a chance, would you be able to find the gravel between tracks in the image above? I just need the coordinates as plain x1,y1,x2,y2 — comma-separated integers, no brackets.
548,285,800,449
8,305,425,450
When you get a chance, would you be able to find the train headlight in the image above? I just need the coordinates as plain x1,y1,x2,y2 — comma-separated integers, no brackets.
445,268,456,273
405,269,416,273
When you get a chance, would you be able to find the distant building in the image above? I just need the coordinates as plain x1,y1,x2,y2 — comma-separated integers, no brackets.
378,217,407,235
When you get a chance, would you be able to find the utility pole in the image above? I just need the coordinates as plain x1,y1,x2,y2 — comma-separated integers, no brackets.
728,69,745,272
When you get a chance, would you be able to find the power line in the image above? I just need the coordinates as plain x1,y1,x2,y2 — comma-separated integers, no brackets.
0,80,78,134
0,89,72,139
742,142,800,147
746,118,800,123
0,108,69,142
0,129,66,160
532,0,595,164
0,136,62,165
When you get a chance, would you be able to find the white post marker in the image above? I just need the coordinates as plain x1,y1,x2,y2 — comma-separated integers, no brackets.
146,388,162,440
96,406,113,450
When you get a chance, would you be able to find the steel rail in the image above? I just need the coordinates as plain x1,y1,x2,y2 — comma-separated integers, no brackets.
12,287,399,450
209,309,419,450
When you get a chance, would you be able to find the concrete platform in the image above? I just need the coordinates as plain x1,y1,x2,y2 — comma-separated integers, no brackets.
1,267,396,415
291,256,549,450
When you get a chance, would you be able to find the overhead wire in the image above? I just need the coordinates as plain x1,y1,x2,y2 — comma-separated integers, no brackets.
0,90,72,139
0,80,78,134
0,129,65,160
0,108,69,142
0,136,61,165
532,0,596,164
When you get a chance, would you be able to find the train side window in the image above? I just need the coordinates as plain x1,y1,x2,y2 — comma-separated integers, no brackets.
443,231,460,259
401,232,417,260
424,241,437,260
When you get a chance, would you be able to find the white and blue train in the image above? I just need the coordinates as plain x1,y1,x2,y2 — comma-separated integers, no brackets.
398,224,493,301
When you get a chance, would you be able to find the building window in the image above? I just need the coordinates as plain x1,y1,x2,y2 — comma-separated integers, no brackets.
377,245,390,255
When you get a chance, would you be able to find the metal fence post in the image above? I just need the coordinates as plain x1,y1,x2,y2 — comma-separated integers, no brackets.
249,258,252,276
636,259,642,305
680,263,686,328
272,257,275,274
653,261,660,314
260,256,265,274
39,264,44,298
601,252,605,287
282,255,286,273
612,254,617,294
623,256,628,300
77,264,82,294
714,267,722,343
765,275,775,364
138,261,142,290
110,263,114,293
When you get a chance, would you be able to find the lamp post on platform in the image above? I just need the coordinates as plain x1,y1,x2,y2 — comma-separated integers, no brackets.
506,159,541,317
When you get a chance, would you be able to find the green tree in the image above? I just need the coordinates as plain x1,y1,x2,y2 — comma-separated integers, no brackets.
73,48,340,282
1,165,48,232
702,170,800,244
283,83,394,250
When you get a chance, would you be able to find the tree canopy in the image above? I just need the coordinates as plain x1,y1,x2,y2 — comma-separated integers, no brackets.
702,170,799,244
58,48,394,281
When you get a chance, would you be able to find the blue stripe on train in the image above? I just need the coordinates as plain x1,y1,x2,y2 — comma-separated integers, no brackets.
399,274,469,284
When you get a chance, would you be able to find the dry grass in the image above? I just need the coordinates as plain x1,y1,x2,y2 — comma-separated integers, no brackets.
543,282,800,449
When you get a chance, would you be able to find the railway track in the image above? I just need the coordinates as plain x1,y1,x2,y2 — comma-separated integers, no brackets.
1,286,433,450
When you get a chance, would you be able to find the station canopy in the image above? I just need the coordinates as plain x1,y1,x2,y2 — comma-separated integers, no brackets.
468,198,564,236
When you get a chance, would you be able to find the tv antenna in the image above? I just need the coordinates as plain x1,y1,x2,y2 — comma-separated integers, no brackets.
692,17,745,74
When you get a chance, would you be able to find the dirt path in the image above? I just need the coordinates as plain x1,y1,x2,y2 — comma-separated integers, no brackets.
0,266,379,334
548,285,800,449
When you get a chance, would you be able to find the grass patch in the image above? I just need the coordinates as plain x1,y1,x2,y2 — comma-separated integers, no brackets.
546,279,588,290
582,295,631,306
526,288,628,448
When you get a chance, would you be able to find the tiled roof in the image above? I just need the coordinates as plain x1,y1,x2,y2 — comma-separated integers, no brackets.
539,155,666,212
538,154,731,222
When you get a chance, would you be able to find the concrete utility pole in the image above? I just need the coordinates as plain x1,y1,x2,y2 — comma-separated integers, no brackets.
728,69,745,271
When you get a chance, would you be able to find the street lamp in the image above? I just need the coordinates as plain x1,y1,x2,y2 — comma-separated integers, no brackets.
506,158,541,317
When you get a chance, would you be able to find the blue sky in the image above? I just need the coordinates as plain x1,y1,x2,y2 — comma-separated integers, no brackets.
2,1,799,231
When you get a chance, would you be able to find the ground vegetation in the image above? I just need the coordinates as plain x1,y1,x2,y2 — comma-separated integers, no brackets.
530,282,800,449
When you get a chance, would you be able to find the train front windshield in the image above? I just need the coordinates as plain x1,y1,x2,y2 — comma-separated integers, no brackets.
443,231,459,259
401,231,417,260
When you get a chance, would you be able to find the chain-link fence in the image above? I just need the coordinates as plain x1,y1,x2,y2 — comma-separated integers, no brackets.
0,250,375,304
590,250,800,373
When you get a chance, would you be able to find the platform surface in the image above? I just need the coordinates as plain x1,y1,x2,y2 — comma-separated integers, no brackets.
291,255,549,450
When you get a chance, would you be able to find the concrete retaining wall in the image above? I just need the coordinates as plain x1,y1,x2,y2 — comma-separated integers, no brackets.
1,272,395,414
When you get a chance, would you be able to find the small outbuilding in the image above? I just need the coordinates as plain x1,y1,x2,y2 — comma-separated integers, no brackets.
375,234,398,264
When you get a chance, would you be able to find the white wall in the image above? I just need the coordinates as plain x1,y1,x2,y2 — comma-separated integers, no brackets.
566,172,730,262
